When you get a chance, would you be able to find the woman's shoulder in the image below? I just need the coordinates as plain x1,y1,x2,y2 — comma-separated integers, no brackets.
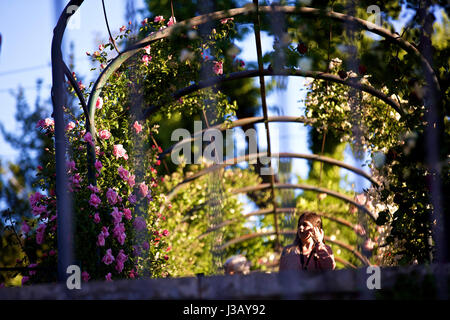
281,244,300,256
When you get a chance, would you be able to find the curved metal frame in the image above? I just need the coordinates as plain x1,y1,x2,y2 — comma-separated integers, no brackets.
217,231,370,265
165,151,379,188
198,208,366,239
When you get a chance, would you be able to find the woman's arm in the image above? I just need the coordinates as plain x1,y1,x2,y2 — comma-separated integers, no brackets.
315,243,336,270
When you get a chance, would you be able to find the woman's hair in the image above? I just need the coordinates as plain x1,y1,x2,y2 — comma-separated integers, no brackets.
293,212,323,246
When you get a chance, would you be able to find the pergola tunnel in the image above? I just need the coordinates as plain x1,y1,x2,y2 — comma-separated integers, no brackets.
2,0,443,286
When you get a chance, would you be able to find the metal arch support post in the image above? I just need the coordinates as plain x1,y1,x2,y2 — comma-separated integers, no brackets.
252,0,281,251
51,0,84,283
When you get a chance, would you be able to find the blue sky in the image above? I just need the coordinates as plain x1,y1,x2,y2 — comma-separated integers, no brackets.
0,0,428,197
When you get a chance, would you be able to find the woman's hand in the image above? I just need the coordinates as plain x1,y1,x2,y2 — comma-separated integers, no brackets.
311,226,324,245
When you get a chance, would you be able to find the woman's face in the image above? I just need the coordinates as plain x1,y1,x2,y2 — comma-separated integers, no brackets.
298,220,315,242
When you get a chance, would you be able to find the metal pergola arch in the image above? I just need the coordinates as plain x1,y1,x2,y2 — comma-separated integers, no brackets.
51,1,442,279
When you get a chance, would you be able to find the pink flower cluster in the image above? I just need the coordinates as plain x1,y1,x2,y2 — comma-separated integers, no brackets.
36,118,54,130
97,226,109,247
99,129,111,140
113,144,128,160
213,61,223,75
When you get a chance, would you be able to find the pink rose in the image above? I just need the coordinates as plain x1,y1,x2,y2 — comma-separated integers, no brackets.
133,121,143,134
123,208,132,220
162,229,169,237
213,61,223,75
113,223,126,245
95,159,103,173
115,261,125,273
97,232,105,246
99,44,104,51
32,205,47,216
65,121,75,131
144,45,151,55
113,144,128,160
93,213,101,223
138,182,148,198
102,249,115,265
101,226,110,238
154,16,164,23
220,17,234,24
120,25,126,32
141,18,148,26
29,192,43,207
127,175,136,188
89,193,101,208
106,188,118,205
118,166,129,181
66,160,76,173
133,216,146,231
88,184,100,193
117,249,128,264
142,55,151,66
111,207,123,224
83,132,95,147
82,271,90,282
99,129,111,140
167,16,176,27
105,273,112,281
96,97,103,109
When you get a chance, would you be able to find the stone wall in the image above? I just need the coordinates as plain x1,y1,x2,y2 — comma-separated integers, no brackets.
1,264,449,300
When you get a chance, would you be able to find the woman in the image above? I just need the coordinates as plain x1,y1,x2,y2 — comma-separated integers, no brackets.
279,212,336,271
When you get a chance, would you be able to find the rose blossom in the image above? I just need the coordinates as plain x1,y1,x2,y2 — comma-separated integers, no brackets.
95,97,103,109
106,188,118,205
118,166,129,181
142,55,151,66
83,132,95,147
144,45,151,55
138,182,148,198
162,229,169,237
32,205,47,216
97,233,105,247
105,273,112,281
213,61,223,75
111,207,123,224
154,16,164,23
95,159,103,173
127,175,136,188
65,121,76,131
120,25,126,32
88,184,100,193
113,223,126,245
99,129,111,140
123,208,132,220
101,226,110,238
133,121,143,134
113,144,128,160
89,193,101,208
93,213,101,223
167,16,176,26
102,249,115,265
29,192,43,207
